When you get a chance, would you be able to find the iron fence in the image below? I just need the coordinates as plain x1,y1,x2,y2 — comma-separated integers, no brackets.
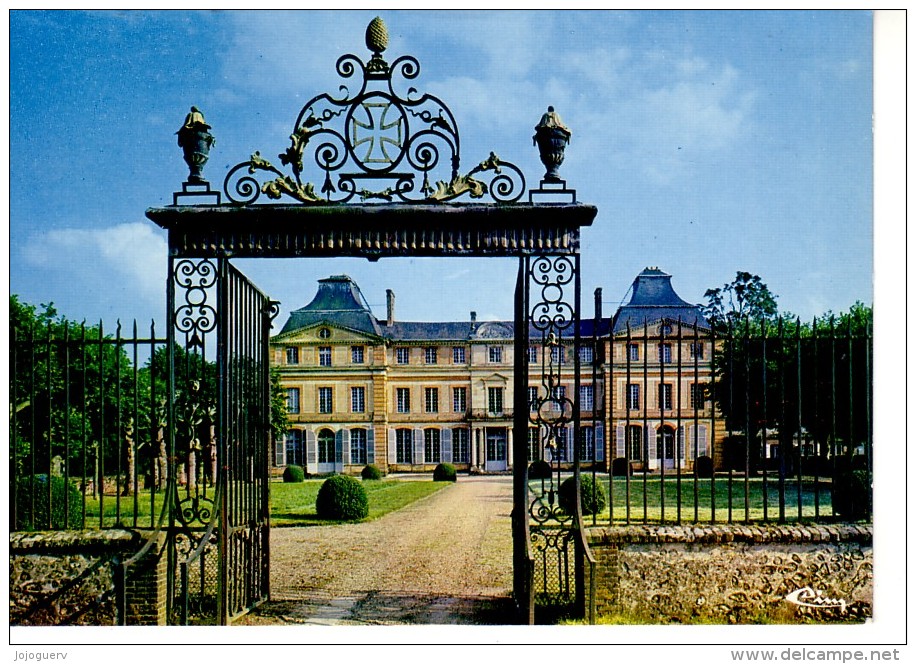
591,315,872,526
10,320,169,531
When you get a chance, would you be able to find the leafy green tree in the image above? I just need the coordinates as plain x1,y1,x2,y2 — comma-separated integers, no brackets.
10,296,142,496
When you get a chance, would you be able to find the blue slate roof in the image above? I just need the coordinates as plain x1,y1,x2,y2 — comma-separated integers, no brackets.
611,267,708,334
277,270,705,343
278,275,383,338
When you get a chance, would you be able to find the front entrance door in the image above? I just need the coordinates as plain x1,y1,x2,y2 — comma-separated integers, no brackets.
486,428,508,472
657,426,677,470
317,428,336,473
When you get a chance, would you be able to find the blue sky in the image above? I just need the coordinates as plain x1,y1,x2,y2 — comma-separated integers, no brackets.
10,9,877,329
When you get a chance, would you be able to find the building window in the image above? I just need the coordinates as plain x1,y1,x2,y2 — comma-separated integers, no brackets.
627,384,640,410
351,386,365,413
527,428,541,462
285,429,304,466
628,343,639,362
350,428,367,465
579,345,594,364
318,387,333,414
351,345,365,364
424,428,441,463
396,347,410,364
488,387,504,415
318,327,331,339
452,387,467,413
425,347,438,364
580,426,595,461
658,383,672,410
528,386,539,412
396,429,413,464
627,425,643,460
528,346,538,363
551,385,566,413
452,346,466,364
550,346,565,364
658,343,672,364
580,384,594,411
555,427,569,462
286,347,299,365
396,388,411,414
317,429,335,463
690,383,707,409
286,388,300,414
425,387,439,413
660,324,673,336
689,342,704,359
319,346,332,367
488,346,502,363
453,428,470,463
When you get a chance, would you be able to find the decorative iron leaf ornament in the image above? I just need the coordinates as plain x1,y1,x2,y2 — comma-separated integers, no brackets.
222,17,525,205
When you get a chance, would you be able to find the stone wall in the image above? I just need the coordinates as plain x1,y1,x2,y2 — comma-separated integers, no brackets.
586,524,872,624
10,529,168,626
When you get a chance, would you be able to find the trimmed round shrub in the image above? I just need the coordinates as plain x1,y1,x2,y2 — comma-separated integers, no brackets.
433,463,457,482
528,459,552,480
611,457,631,477
15,475,83,530
694,455,714,479
833,469,871,521
316,475,369,521
361,464,383,480
282,464,305,483
558,474,607,516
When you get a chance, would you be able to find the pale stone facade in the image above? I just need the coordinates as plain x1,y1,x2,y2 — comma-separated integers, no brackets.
271,270,722,475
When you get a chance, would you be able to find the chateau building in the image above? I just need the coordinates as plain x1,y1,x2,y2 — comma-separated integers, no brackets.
271,269,723,475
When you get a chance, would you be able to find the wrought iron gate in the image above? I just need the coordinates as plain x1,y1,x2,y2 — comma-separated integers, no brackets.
166,257,274,624
513,254,595,624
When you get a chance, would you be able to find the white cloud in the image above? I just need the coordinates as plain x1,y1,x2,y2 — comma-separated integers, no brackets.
22,223,168,305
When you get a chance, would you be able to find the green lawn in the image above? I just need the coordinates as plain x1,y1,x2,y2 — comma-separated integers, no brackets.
269,478,448,526
531,474,839,524
76,477,449,528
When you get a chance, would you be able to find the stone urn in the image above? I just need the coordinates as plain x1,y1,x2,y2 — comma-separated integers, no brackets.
177,106,214,184
533,106,571,182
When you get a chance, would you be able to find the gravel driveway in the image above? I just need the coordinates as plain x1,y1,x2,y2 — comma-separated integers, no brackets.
236,474,515,626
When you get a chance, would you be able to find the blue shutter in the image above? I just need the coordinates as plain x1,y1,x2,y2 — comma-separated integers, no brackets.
388,428,397,465
341,429,351,469
677,426,685,462
335,430,345,472
698,425,708,457
595,424,604,462
442,428,453,463
413,428,424,466
305,429,317,473
367,428,376,465
648,425,657,461
616,424,625,458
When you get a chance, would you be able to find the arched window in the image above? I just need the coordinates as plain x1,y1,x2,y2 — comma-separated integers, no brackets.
317,428,335,464
424,428,441,463
351,428,367,465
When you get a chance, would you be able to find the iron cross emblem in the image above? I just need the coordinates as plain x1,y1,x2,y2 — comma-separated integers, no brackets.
350,99,405,168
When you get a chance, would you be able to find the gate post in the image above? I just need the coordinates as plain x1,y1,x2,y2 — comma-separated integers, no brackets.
513,256,534,624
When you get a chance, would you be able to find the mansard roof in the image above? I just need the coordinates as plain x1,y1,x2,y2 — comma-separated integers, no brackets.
278,275,383,337
612,267,708,334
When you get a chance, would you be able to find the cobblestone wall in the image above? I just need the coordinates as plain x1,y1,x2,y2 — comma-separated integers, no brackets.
10,530,167,626
586,524,872,624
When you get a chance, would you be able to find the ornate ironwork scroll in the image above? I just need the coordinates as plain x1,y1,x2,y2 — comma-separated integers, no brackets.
523,254,583,617
222,17,525,205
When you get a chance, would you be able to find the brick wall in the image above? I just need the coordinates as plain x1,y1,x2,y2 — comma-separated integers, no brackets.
10,530,168,626
585,524,872,624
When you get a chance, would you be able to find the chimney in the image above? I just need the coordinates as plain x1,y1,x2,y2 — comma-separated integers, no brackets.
386,289,395,326
594,288,603,320
470,311,477,323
